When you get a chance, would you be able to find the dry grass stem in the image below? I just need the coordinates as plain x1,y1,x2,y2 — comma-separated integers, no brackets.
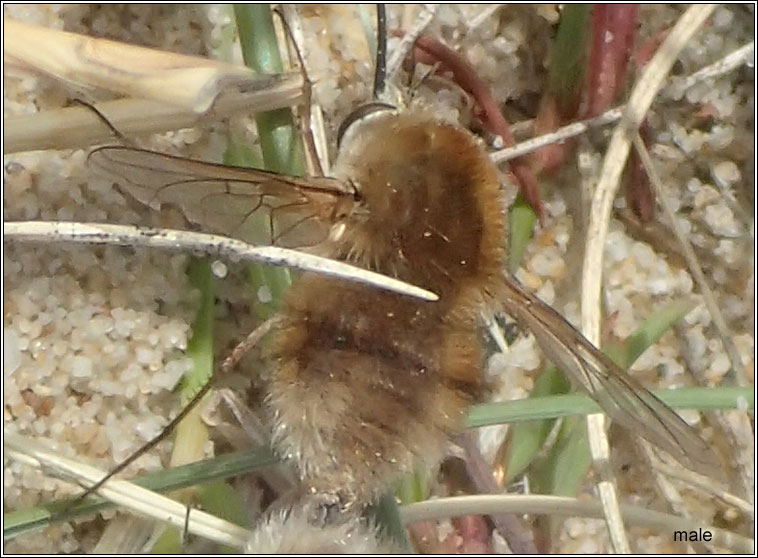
400,495,754,553
491,107,625,164
3,221,438,301
633,133,754,502
667,41,755,95
4,72,303,154
630,134,746,385
652,459,753,519
4,18,258,112
4,432,251,549
579,4,717,552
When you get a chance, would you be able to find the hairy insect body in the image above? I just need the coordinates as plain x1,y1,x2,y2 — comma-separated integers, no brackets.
89,101,718,510
266,111,506,504
245,507,398,554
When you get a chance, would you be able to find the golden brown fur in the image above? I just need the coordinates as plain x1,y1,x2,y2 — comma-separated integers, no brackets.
92,96,718,517
265,110,506,504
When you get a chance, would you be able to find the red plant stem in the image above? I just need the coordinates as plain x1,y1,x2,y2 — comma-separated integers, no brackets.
408,33,544,221
625,111,655,222
583,4,639,118
531,94,570,176
453,515,494,554
634,27,670,69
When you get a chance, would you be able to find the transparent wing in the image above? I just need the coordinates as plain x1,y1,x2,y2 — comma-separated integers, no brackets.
88,146,354,247
500,277,720,477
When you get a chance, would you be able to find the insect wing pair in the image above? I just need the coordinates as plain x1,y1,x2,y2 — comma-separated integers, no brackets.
89,138,718,478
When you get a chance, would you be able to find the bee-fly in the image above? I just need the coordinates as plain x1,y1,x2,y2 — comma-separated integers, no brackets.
89,6,718,512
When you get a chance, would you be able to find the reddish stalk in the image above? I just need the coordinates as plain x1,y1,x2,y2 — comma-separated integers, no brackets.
405,33,545,221
583,4,639,119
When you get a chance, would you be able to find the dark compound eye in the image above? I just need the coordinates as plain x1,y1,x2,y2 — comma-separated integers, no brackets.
336,102,396,148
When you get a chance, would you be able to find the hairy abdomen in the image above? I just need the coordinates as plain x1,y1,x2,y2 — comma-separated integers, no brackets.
266,111,506,505
266,274,482,503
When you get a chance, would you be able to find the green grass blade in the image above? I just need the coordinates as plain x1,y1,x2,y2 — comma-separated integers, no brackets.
232,4,310,318
501,366,570,483
466,386,753,428
234,4,306,175
396,470,429,505
147,254,217,552
196,481,253,553
535,298,722,503
500,298,697,481
547,4,592,116
223,143,292,318
369,491,413,552
508,193,538,272
182,258,216,404
613,298,694,368
149,526,182,554
3,447,277,542
534,417,591,496
6,383,751,542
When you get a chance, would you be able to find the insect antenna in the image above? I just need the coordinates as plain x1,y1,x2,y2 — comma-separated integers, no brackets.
373,4,388,100
335,6,396,148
